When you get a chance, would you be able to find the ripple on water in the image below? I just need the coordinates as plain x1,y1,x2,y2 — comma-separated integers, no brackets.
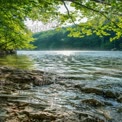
0,51,122,121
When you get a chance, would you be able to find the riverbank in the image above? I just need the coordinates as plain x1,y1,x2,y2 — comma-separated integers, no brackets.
0,66,122,122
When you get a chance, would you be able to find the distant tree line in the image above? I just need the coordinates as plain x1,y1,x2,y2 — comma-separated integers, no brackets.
33,27,122,50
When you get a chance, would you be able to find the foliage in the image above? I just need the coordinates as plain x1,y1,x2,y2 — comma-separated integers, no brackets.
33,27,122,50
0,1,33,50
59,0,122,41
0,0,122,51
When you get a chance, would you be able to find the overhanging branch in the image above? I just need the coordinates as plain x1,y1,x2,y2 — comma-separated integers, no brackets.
63,0,121,29
61,0,76,25
63,0,122,16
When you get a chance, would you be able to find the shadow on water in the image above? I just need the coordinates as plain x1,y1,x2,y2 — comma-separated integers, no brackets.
0,54,34,69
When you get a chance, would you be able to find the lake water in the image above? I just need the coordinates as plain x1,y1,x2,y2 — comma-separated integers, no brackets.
16,50,122,80
1,51,122,72
0,51,122,121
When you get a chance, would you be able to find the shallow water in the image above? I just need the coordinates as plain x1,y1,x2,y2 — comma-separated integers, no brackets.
0,51,122,121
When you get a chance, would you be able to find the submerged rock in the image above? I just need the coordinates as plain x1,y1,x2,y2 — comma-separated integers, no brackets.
0,66,53,90
81,98,105,107
20,84,32,90
75,85,121,101
75,111,106,122
97,109,112,120
28,111,57,120
103,90,119,99
79,87,103,95
0,66,122,122
117,107,122,113
117,95,122,103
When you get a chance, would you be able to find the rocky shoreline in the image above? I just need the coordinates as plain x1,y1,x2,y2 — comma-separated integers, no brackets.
0,66,54,122
0,66,122,122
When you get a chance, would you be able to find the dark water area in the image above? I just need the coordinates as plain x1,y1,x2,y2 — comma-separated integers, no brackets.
0,51,122,122
0,54,34,69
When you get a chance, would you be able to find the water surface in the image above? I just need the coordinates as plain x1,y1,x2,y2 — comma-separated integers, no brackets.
0,51,122,121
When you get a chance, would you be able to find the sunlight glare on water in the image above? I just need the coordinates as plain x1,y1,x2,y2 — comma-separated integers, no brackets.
56,50,79,56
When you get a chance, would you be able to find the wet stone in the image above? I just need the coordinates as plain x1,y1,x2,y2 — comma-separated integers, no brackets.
80,87,103,95
103,90,119,98
75,111,105,122
28,111,57,120
33,76,45,86
74,84,86,90
0,66,122,122
81,98,105,107
97,109,112,120
117,95,122,103
117,107,122,113
20,84,32,90
0,66,53,90
17,114,27,121
0,108,8,122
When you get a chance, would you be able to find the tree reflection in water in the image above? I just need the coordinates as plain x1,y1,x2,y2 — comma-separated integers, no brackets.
0,54,34,69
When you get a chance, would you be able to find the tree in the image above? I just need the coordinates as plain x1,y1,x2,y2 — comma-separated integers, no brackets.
0,0,122,51
33,27,122,50
60,0,122,41
0,1,34,50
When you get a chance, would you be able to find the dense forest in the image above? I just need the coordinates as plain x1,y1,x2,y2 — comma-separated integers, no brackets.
33,28,122,50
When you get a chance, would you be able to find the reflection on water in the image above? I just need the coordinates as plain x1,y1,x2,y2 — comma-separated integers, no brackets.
1,50,121,72
1,51,122,74
17,51,122,72
0,54,34,69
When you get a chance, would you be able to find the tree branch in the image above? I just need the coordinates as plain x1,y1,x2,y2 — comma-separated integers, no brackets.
65,0,121,29
61,0,76,25
63,0,122,16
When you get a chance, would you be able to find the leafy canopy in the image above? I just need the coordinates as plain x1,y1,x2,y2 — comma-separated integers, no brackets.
59,0,122,41
0,0,122,50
